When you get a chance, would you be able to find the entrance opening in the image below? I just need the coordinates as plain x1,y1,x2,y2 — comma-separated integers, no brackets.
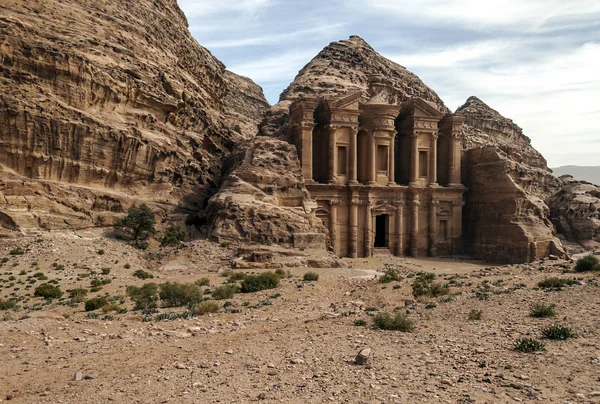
375,215,388,248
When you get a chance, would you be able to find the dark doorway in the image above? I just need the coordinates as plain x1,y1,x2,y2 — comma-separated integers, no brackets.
375,215,388,248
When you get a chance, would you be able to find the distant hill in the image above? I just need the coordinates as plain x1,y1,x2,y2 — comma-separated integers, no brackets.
552,166,600,186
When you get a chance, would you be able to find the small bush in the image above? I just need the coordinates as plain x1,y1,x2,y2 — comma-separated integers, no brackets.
514,338,545,353
372,312,414,332
9,248,24,256
34,283,63,299
124,264,131,269
227,272,247,282
530,302,556,318
537,277,576,290
161,226,186,247
114,204,156,247
574,255,600,272
212,284,237,300
101,268,111,275
468,309,483,320
69,288,88,303
542,324,576,340
133,270,154,280
353,319,367,326
97,249,105,255
159,282,202,307
126,283,159,310
303,272,319,281
412,272,448,298
194,300,219,315
195,277,210,287
379,267,403,283
85,297,109,311
0,299,17,310
240,272,280,293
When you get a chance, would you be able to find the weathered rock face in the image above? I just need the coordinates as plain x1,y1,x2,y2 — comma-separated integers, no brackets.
260,35,448,136
458,97,565,262
548,175,600,252
206,137,328,248
0,0,269,233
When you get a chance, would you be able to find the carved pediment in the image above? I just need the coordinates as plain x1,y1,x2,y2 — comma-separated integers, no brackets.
372,203,396,214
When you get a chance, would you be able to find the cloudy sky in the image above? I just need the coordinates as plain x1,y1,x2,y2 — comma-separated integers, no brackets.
179,0,600,167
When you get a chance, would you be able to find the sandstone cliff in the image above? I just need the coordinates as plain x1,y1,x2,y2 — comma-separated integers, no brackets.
0,0,269,233
548,175,600,253
458,97,565,262
206,137,328,248
260,36,448,136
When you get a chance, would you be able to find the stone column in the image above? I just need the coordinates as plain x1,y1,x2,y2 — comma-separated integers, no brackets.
410,133,419,186
299,125,314,183
451,200,464,253
367,131,377,185
349,200,359,258
388,134,396,185
449,135,461,186
410,195,420,257
428,200,439,257
349,128,358,185
429,133,438,186
329,199,339,256
365,202,373,257
328,126,337,184
395,201,404,256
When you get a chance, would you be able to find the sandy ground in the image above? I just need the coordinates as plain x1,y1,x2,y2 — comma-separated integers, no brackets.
1,229,599,403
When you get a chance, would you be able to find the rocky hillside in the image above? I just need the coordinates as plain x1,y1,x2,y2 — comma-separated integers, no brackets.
0,0,269,233
205,137,327,249
548,175,600,253
552,166,600,186
458,97,564,262
260,35,448,136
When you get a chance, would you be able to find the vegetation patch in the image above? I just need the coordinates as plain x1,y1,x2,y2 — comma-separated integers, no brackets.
34,283,63,299
194,300,219,315
161,226,186,247
212,284,237,300
133,270,154,280
468,309,483,320
542,325,576,340
240,272,281,293
158,282,202,307
372,312,414,332
303,272,319,281
537,278,577,290
530,302,557,318
412,272,448,298
126,283,159,310
514,338,545,353
85,297,109,311
574,255,600,272
379,267,403,283
114,204,156,248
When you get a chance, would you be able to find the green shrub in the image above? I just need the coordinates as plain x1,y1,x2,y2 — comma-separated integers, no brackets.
97,249,105,255
542,324,576,340
159,282,202,307
372,312,414,332
574,255,600,272
124,263,131,269
101,268,111,275
101,303,122,313
514,338,545,353
227,272,247,282
530,302,556,318
353,319,367,326
194,300,219,315
0,299,17,310
468,309,483,320
34,283,63,299
412,273,448,298
303,272,319,281
195,277,210,287
85,297,109,311
114,204,156,246
240,272,280,293
133,270,154,280
126,283,159,310
161,226,186,247
379,267,403,283
537,277,576,290
9,248,24,256
212,285,237,300
69,288,88,303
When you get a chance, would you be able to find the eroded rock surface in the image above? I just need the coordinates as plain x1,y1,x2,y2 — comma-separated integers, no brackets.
458,97,565,262
206,137,327,248
548,175,600,252
0,0,269,232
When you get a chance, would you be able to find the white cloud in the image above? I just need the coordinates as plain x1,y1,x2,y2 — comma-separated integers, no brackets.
361,0,600,31
228,49,320,82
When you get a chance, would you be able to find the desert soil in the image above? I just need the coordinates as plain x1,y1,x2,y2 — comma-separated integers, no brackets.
0,229,599,403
